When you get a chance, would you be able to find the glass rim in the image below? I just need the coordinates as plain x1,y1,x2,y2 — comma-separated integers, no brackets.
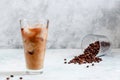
19,18,49,21
19,19,49,28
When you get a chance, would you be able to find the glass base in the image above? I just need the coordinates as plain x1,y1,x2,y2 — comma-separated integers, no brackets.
0,70,43,76
25,69,43,75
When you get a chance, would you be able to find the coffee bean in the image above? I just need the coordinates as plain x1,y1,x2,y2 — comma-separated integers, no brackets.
19,77,23,79
64,59,67,61
68,62,70,64
6,77,10,80
10,75,14,77
64,62,67,64
92,64,94,66
86,65,89,68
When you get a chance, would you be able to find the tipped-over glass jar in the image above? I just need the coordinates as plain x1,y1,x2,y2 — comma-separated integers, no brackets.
81,34,111,56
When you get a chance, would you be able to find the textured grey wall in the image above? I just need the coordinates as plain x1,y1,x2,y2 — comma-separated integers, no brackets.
0,0,120,48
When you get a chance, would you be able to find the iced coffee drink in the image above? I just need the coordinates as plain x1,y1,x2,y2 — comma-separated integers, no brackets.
20,19,49,71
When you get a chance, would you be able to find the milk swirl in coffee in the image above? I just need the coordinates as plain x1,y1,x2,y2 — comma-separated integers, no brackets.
21,24,48,70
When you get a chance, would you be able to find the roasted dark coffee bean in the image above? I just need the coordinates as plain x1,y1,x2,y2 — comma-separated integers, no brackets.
92,64,94,66
86,65,89,68
10,75,14,77
68,62,70,64
19,77,23,79
64,62,67,64
64,59,67,61
6,77,10,80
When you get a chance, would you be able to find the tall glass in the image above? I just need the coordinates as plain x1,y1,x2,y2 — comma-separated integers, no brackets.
20,19,49,74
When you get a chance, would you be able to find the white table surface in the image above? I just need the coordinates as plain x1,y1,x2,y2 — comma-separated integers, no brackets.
0,49,120,80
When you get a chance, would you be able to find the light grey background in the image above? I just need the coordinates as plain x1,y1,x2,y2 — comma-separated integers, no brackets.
0,0,120,49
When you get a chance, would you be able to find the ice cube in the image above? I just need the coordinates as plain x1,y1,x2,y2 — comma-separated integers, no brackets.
34,24,43,28
24,27,31,34
24,41,35,52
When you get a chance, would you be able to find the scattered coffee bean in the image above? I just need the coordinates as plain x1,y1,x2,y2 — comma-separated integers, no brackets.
10,75,14,77
68,62,70,64
86,65,89,68
19,77,23,79
92,64,94,66
6,77,10,80
64,59,67,61
64,62,67,64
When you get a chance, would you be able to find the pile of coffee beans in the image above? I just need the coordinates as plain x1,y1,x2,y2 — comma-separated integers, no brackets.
5,75,23,80
67,41,103,65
